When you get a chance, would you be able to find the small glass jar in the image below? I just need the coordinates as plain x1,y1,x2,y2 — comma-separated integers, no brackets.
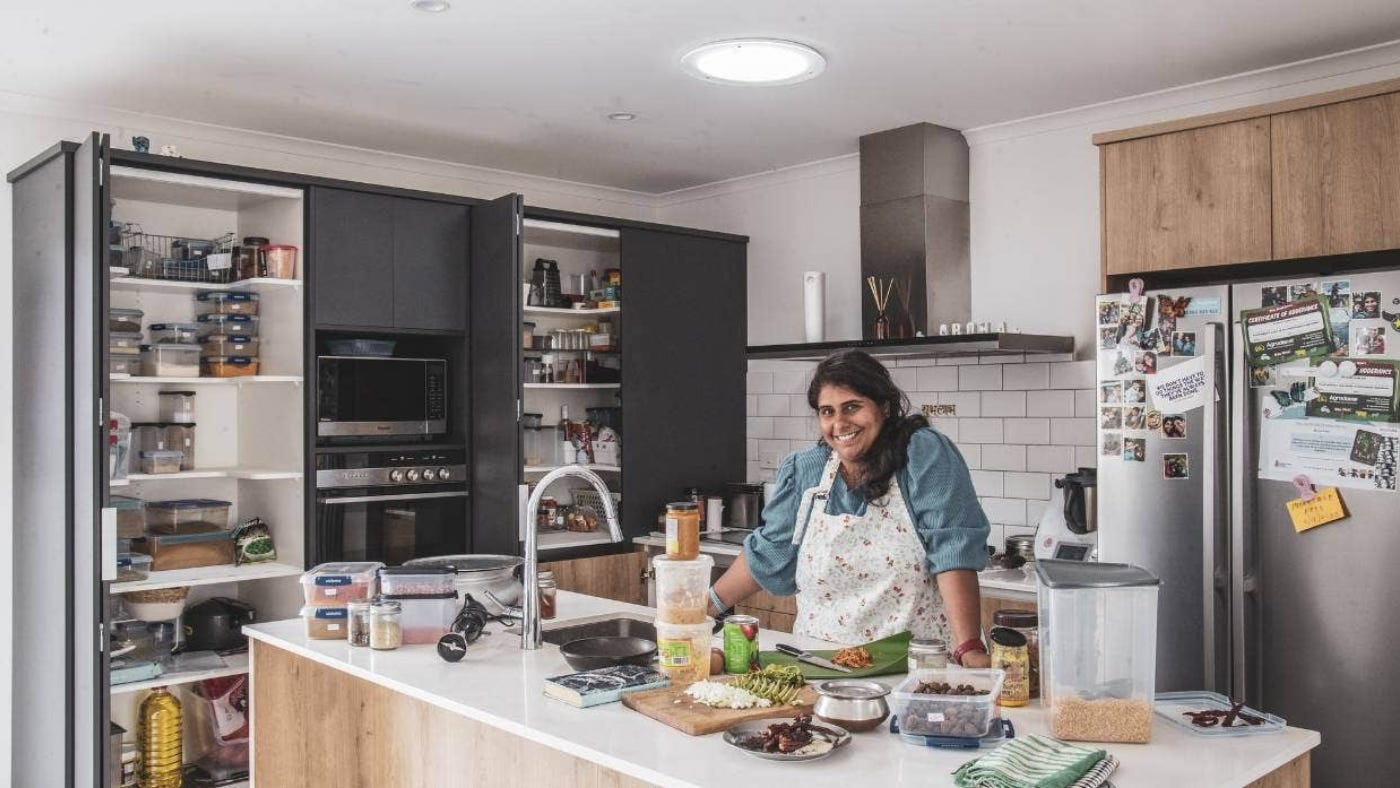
539,570,557,620
989,626,1030,708
665,501,701,560
369,600,403,650
347,600,373,647
993,608,1040,698
522,322,535,349
907,637,949,672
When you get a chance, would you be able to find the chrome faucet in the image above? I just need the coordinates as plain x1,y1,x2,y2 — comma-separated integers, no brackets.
520,465,623,649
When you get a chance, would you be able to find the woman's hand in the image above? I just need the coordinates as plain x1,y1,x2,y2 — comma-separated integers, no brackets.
958,649,991,669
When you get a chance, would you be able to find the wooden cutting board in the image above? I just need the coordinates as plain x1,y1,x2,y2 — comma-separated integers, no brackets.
622,681,817,736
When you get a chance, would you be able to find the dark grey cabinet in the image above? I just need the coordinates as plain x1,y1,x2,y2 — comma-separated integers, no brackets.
311,187,468,332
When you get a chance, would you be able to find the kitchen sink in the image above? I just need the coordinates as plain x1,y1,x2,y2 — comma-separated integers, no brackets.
540,612,656,646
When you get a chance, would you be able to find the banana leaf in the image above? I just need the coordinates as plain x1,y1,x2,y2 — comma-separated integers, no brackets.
758,630,912,679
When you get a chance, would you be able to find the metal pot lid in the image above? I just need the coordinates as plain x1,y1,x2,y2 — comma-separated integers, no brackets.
815,680,890,699
404,554,523,574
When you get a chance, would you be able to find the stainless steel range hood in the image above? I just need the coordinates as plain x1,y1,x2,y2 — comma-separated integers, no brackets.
747,333,1074,361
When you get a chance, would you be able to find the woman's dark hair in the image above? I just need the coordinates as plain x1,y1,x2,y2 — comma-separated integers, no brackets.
807,349,928,501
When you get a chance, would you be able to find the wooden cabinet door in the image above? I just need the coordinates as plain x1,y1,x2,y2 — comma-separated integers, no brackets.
541,550,649,606
392,197,469,331
1102,119,1272,274
1272,92,1400,259
311,187,395,328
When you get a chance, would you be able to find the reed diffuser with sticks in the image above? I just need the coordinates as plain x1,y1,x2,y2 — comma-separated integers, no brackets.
866,275,894,339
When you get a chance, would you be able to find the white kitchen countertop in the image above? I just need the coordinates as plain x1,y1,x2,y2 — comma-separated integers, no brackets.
245,591,1317,788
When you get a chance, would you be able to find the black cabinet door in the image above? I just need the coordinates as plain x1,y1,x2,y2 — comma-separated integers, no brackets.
469,194,524,555
310,187,395,328
620,229,747,537
392,198,469,331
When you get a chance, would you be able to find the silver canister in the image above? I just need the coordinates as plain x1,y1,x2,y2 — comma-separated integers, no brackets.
812,680,890,732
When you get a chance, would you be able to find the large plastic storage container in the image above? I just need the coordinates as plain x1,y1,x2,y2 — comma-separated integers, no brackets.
145,499,230,532
132,525,235,570
109,308,143,334
110,331,144,351
381,592,459,644
200,335,260,357
112,495,146,539
139,450,183,474
1036,559,1160,744
300,562,384,605
140,344,201,377
378,567,456,597
654,618,713,686
148,323,201,344
157,391,196,424
300,605,349,640
653,554,713,625
890,668,1005,738
201,356,260,378
195,313,260,339
195,291,261,315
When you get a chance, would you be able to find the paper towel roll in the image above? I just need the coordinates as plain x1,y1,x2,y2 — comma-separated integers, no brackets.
803,272,826,342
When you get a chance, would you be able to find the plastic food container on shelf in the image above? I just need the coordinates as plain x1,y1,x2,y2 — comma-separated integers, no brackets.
157,391,196,424
381,592,459,644
195,313,260,339
109,354,142,377
148,323,201,345
201,356,260,378
140,344,201,377
139,450,184,475
131,525,235,570
378,567,456,597
116,552,152,581
132,423,171,453
195,291,261,315
261,244,298,278
109,331,143,351
111,495,146,539
890,668,1005,739
300,605,350,640
300,562,384,605
109,308,143,334
145,499,229,532
654,618,714,686
200,334,260,357
653,554,713,625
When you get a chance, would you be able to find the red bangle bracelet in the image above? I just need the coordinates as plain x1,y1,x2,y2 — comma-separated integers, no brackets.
952,636,986,666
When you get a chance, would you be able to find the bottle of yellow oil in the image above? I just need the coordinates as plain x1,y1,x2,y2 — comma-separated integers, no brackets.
138,686,182,788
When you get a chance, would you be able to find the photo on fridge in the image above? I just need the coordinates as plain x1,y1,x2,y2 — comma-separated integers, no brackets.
1100,381,1122,403
1124,405,1146,431
1162,414,1187,439
1100,406,1123,430
1321,279,1350,309
1172,331,1197,356
1100,432,1122,458
1163,453,1189,479
1353,291,1382,319
1122,437,1146,462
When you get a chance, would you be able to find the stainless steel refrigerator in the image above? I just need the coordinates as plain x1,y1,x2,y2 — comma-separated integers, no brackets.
1094,272,1400,788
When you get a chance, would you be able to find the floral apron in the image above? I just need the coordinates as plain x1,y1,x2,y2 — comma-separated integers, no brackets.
792,452,950,644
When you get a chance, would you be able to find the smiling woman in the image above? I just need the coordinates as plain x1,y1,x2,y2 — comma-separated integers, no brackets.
708,350,992,667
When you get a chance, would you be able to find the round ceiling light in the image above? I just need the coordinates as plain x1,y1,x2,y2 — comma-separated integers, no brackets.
409,0,451,12
681,39,825,86
607,112,638,122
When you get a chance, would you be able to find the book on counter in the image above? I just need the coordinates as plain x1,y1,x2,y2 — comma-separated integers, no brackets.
543,664,669,708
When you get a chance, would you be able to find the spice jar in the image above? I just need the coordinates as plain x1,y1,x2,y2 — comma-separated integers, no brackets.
665,501,701,560
907,638,949,672
993,608,1040,698
522,322,535,349
369,600,403,650
989,626,1030,707
347,600,372,647
539,570,557,620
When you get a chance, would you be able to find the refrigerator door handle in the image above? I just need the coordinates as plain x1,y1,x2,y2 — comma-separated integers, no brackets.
1199,322,1228,693
1228,310,1252,701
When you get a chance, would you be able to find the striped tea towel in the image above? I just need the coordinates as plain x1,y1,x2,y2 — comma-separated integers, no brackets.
952,734,1108,788
1069,755,1118,788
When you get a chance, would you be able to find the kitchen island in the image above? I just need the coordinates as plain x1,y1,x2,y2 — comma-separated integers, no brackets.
245,591,1317,788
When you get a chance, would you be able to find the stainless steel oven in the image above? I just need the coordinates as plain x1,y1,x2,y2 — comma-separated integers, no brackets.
317,356,448,439
313,449,469,565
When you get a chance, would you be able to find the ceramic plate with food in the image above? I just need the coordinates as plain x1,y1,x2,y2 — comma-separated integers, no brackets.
722,714,851,762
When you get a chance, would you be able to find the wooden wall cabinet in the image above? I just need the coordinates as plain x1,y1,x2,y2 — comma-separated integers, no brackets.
734,589,796,634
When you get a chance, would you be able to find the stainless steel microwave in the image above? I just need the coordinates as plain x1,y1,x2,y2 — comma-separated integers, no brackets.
317,356,448,438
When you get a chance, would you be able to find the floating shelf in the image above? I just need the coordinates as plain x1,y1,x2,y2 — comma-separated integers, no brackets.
522,218,620,239
109,276,302,293
523,306,620,317
522,383,620,390
537,531,617,551
111,562,303,594
110,652,249,695
110,375,302,385
524,464,621,474
746,333,1076,361
124,468,303,482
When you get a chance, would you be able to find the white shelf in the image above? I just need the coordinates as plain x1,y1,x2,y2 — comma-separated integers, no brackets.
523,306,620,317
109,276,302,293
110,375,302,385
110,652,249,695
522,383,620,390
523,218,620,239
537,531,617,551
111,562,303,593
125,468,302,482
524,464,620,474
111,165,303,208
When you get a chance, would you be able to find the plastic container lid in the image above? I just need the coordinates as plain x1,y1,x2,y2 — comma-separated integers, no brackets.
202,356,257,365
379,591,459,600
242,236,269,246
666,501,700,511
200,335,255,344
146,498,231,511
139,343,201,353
148,323,200,331
1035,559,1160,589
196,314,257,324
195,291,259,302
301,561,383,586
988,627,1027,648
157,391,197,397
111,495,145,511
110,308,143,317
139,450,184,459
300,605,349,619
992,609,1037,628
379,567,455,576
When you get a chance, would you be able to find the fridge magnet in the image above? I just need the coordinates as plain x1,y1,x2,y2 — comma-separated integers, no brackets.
1157,294,1190,336
1162,414,1187,439
1163,453,1189,479
1289,283,1319,302
1184,296,1222,316
1100,381,1123,404
1112,349,1135,377
1101,432,1123,458
1172,331,1197,356
1145,410,1163,431
1375,435,1397,491
1148,356,1208,411
1098,326,1119,349
1329,308,1351,355
1258,419,1400,493
1123,437,1147,462
1249,364,1277,388
1351,429,1385,465
1097,299,1122,326
1100,406,1123,430
1353,292,1382,319
1124,406,1146,431
1321,280,1351,309
1134,350,1158,375
1382,310,1400,333
1123,379,1147,404
1285,477,1347,533
1241,296,1334,367
1115,297,1152,344
1350,321,1387,356
1261,286,1289,307
1307,360,1399,422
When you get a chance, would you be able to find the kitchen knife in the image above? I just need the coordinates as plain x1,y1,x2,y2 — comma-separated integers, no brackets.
774,642,853,673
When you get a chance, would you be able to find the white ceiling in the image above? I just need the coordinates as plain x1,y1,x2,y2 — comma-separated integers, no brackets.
4,0,1400,193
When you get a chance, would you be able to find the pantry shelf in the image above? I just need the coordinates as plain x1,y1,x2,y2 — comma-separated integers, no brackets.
110,375,303,385
522,383,620,390
109,276,303,293
111,562,303,594
524,464,621,474
110,652,249,695
537,531,617,551
523,306,620,317
125,468,303,482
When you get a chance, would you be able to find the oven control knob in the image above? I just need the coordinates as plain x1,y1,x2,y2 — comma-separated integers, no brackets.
388,469,405,483
436,467,451,480
406,469,421,483
421,468,437,481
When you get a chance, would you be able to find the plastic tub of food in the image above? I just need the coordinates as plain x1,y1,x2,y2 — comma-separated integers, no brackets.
195,291,261,315
139,450,184,475
201,356,260,378
146,499,229,532
301,561,384,605
122,586,190,621
300,605,350,640
132,423,171,453
140,344,201,377
381,592,459,644
109,331,144,351
116,552,152,581
109,355,142,376
653,554,714,625
157,391,196,424
195,313,260,339
654,618,714,686
148,323,201,344
890,668,1005,739
131,524,235,570
112,495,146,539
110,308,143,334
325,338,396,357
200,334,260,357
163,424,196,469
262,244,298,278
378,567,457,597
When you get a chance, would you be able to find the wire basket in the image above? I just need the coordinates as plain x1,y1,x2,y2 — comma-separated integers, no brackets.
571,489,621,513
122,228,236,283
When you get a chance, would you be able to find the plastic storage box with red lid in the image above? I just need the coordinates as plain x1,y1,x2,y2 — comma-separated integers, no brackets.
380,591,459,644
300,561,384,605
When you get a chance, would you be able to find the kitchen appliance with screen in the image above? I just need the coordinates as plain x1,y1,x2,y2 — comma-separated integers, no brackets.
317,355,448,439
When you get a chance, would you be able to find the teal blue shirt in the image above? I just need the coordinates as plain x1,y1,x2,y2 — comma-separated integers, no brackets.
743,428,989,595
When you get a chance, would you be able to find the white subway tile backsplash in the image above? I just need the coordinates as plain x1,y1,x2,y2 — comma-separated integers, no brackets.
1003,363,1050,390
980,497,1027,526
746,395,759,418
916,366,961,391
936,356,982,366
1027,390,1075,417
1051,418,1097,446
1037,353,1075,363
959,365,1003,391
1004,472,1052,500
959,418,1004,444
937,392,981,418
747,461,763,483
958,444,982,469
789,395,811,415
757,394,790,417
1050,360,1096,389
1004,418,1050,444
1003,525,1037,541
1074,389,1098,418
1025,500,1050,528
930,418,960,442
983,444,1027,471
746,417,774,438
747,371,774,394
772,369,811,394
970,470,1004,497
985,524,1006,551
759,450,785,470
980,353,1024,365
747,438,759,462
982,391,1027,417
1027,445,1075,473
759,438,790,455
775,417,816,441
1075,446,1099,468
889,367,918,391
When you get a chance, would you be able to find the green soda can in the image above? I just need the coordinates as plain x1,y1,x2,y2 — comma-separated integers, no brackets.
722,615,761,674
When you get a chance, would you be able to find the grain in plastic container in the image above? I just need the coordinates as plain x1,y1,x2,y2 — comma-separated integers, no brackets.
194,291,261,315
261,244,298,278
200,334,260,357
378,567,456,597
148,323,200,344
109,308,143,334
300,561,384,605
110,331,144,351
157,391,196,424
195,313,259,339
140,344,200,377
201,356,259,378
654,618,713,686
112,495,146,539
301,605,349,640
145,499,230,532
139,450,183,474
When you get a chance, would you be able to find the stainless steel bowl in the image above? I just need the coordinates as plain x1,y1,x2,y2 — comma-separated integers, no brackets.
812,679,890,732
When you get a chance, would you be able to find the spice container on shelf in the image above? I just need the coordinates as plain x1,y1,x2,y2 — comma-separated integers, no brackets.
907,638,949,672
664,501,700,560
370,600,403,650
989,627,1030,707
993,608,1039,698
261,244,298,278
346,600,372,647
539,570,557,620
232,239,265,280
157,391,196,424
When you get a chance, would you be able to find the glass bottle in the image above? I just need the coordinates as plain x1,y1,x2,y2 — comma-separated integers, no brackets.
665,501,701,560
993,608,1040,698
370,600,403,650
989,626,1030,707
139,686,183,788
347,600,372,647
539,570,558,620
